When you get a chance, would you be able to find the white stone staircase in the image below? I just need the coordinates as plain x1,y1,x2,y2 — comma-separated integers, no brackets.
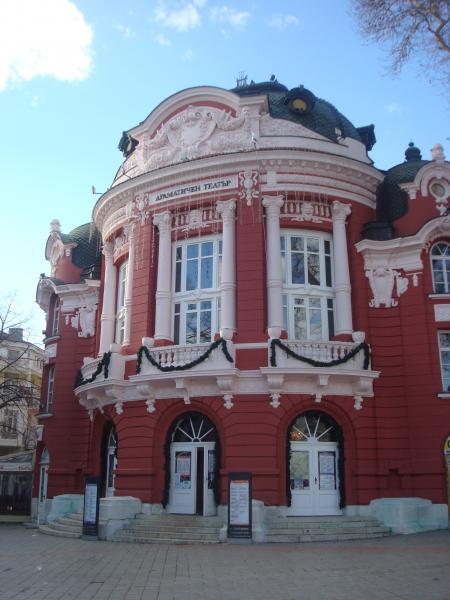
39,512,82,539
110,514,225,544
264,515,391,543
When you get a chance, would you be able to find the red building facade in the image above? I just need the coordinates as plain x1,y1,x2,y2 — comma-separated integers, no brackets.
35,79,450,536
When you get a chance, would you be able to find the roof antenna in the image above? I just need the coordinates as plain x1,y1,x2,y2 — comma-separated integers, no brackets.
91,186,103,195
236,71,247,88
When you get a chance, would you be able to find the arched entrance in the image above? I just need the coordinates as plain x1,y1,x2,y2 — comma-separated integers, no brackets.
168,412,218,516
288,411,342,516
38,448,50,524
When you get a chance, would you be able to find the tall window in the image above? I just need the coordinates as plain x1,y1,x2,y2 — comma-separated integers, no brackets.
2,409,18,438
438,331,450,391
116,260,128,344
51,298,60,336
172,237,222,344
431,242,450,294
281,231,334,341
45,366,55,413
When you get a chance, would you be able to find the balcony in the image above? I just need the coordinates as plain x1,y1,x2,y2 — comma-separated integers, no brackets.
260,338,379,410
130,339,237,410
75,339,237,415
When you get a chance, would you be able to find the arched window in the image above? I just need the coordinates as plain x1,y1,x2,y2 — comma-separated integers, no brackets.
431,242,450,294
289,411,337,442
171,412,217,443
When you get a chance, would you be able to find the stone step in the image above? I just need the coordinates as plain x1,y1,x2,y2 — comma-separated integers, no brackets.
266,521,380,531
118,528,220,541
57,516,84,527
266,525,391,537
111,533,221,545
266,516,380,525
39,525,81,539
67,512,83,521
128,520,220,533
265,530,390,543
47,521,82,534
135,515,223,526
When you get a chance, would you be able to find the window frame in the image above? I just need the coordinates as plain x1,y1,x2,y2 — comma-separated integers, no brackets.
172,236,222,345
281,230,335,342
45,366,55,414
115,260,128,345
51,297,60,336
438,331,450,392
430,242,450,294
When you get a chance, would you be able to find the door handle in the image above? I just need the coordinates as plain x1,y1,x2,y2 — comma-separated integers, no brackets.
314,477,318,485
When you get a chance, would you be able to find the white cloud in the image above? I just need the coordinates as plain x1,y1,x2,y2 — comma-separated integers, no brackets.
29,95,40,108
115,23,134,39
154,1,202,31
0,0,93,91
182,48,195,62
155,33,171,46
267,14,299,30
386,102,403,114
210,6,251,28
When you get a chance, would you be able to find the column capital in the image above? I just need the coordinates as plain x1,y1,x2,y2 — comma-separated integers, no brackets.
216,199,236,222
102,240,114,257
331,201,352,223
262,195,284,213
153,211,172,233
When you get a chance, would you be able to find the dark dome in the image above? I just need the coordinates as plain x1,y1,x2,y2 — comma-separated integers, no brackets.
230,79,367,145
364,143,429,238
61,222,101,278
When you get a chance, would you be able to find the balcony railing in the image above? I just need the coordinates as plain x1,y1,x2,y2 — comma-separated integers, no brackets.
138,340,235,376
269,339,370,371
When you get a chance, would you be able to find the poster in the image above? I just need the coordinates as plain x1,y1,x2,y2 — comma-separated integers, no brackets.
229,480,250,526
83,483,98,524
319,474,336,490
319,452,335,475
175,452,191,490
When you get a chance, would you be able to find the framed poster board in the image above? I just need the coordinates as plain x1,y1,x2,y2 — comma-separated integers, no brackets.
82,476,100,539
227,472,252,539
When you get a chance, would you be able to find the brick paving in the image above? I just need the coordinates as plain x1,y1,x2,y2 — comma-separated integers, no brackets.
0,525,449,600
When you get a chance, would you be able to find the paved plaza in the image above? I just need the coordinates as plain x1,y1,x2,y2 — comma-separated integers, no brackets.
0,525,449,600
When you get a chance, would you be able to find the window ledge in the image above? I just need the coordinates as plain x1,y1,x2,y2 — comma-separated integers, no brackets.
437,393,450,399
429,294,450,300
37,412,53,419
43,335,60,344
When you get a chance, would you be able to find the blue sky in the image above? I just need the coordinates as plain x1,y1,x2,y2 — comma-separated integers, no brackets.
0,0,448,343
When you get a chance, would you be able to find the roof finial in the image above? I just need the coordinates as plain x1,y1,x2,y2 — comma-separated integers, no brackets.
405,142,422,162
431,143,445,162
50,219,61,233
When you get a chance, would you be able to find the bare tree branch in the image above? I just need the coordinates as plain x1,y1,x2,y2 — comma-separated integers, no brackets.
352,0,450,86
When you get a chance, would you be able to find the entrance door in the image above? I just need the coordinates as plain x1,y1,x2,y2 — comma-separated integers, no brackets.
288,412,341,516
169,441,216,515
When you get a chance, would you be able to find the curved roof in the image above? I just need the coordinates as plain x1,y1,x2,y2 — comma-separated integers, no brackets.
61,223,102,278
231,79,366,145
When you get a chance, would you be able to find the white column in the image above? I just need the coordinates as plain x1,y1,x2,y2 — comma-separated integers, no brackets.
331,201,353,336
216,199,236,340
99,241,117,355
122,224,135,346
263,195,284,339
153,211,172,342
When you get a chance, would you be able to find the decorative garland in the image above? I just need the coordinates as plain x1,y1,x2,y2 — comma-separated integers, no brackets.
270,339,370,370
136,338,233,374
74,351,111,389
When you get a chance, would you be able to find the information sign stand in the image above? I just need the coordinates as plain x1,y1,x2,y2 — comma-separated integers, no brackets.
227,472,252,541
82,476,100,540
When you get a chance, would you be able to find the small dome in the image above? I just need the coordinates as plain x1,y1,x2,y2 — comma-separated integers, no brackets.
405,142,422,162
62,223,102,278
